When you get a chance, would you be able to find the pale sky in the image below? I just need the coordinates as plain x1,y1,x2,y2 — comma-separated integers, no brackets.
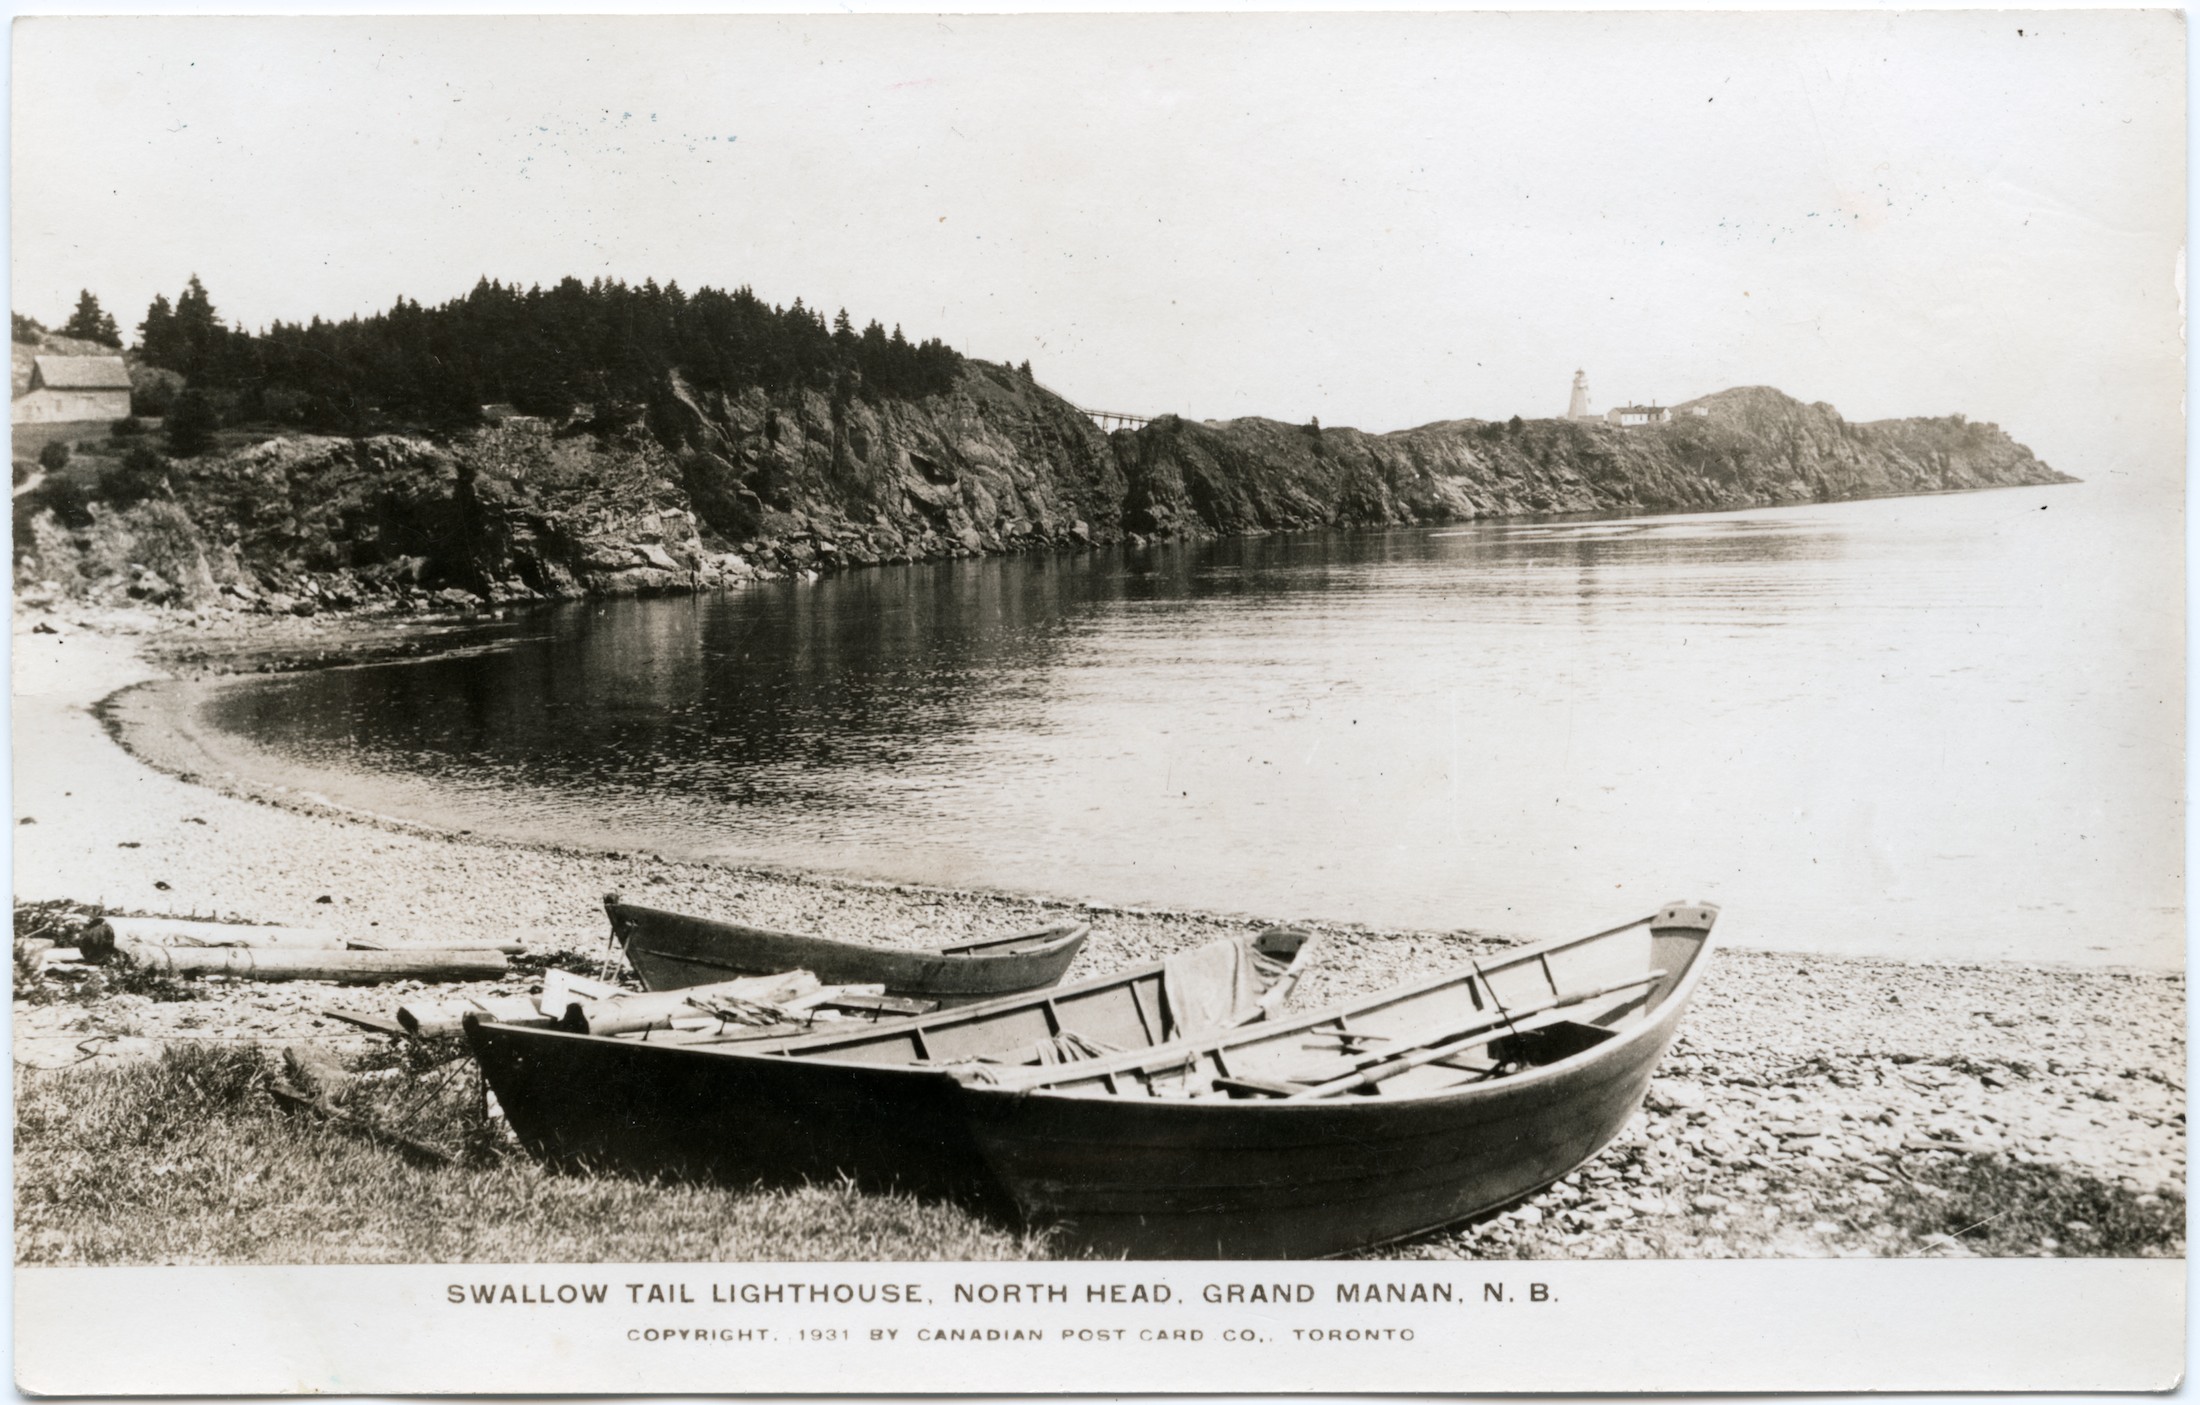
10,12,2186,480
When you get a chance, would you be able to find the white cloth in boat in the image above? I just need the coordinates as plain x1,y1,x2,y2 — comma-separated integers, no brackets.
959,938,1297,1081
1162,937,1288,1038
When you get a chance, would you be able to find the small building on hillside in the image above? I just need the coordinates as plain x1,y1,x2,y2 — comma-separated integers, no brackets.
1604,403,1672,428
14,355,132,424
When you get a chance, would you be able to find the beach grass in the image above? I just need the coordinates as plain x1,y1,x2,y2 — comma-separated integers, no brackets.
15,1042,1046,1265
18,1039,2184,1267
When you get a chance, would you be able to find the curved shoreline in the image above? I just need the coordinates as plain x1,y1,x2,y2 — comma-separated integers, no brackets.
97,667,1352,943
72,597,2182,977
11,602,2187,1256
89,625,2175,977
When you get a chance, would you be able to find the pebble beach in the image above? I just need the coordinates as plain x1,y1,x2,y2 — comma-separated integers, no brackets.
11,603,2186,1260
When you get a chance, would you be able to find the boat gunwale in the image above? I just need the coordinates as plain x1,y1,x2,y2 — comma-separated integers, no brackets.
462,1013,979,1088
608,898,1093,968
962,905,1719,1109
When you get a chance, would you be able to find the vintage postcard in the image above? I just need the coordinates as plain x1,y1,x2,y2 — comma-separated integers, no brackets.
8,10,2184,1395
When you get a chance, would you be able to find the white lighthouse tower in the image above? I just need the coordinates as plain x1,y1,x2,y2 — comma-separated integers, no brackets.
1566,369,1592,420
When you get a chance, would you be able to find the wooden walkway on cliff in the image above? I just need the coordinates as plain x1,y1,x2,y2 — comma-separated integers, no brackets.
1079,407,1154,432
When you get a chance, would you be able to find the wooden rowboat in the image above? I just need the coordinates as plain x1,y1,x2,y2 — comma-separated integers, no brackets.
951,901,1719,1258
604,894,1089,1005
467,926,1321,1204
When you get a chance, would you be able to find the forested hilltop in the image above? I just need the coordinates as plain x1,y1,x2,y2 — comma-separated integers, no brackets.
114,275,963,431
12,278,2070,614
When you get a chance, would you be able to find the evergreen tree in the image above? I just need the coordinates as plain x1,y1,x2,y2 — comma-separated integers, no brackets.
138,294,180,366
164,389,219,457
11,312,44,345
118,274,963,432
61,290,121,346
172,275,225,379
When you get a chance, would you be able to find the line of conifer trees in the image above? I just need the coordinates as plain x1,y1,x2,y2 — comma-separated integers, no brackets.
12,291,123,348
127,274,964,433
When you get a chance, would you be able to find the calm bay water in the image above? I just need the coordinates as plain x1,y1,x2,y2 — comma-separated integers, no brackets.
179,481,2183,966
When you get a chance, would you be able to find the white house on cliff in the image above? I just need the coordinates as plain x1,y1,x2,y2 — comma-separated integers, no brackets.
14,355,132,424
1565,371,1709,428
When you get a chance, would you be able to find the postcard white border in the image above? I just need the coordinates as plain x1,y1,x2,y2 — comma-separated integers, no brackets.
6,5,2190,1399
11,1259,2183,1395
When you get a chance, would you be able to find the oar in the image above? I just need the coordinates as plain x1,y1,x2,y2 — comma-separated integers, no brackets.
1281,970,1666,1101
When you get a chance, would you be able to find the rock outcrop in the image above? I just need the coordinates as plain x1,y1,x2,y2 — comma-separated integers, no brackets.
1120,385,2069,531
13,367,2070,613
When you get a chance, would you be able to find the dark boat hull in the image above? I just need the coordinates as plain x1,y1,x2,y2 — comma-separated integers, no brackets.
466,1017,1009,1210
469,927,1318,1208
606,897,1088,1005
954,911,1717,1258
956,989,1687,1258
478,905,1710,1259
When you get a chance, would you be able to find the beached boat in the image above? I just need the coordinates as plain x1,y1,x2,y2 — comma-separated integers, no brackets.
951,901,1720,1258
467,926,1321,1204
604,893,1089,1004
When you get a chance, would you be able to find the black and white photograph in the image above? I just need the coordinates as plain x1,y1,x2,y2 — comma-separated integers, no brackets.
8,10,2185,1393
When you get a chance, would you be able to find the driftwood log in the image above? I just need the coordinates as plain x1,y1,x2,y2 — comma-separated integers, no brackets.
396,995,551,1038
116,943,509,984
389,971,625,1038
79,917,346,960
560,970,821,1036
344,940,525,954
79,916,526,963
538,968,625,1013
109,916,344,945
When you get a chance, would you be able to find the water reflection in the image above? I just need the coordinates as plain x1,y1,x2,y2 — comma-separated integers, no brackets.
192,483,2182,967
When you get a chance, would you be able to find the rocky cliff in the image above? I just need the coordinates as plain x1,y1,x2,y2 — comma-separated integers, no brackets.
13,366,2070,614
1119,385,2070,532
